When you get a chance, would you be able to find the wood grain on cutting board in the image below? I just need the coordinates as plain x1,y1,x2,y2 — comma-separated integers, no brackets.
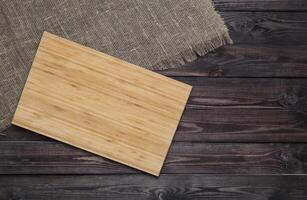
12,32,192,176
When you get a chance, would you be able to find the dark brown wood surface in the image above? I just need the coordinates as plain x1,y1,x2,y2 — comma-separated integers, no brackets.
213,0,307,11
1,1,307,199
1,175,307,200
1,141,306,174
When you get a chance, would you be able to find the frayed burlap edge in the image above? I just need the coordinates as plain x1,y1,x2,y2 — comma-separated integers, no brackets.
151,30,233,70
150,3,233,70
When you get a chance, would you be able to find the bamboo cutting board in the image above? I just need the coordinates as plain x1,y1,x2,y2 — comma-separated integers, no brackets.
12,32,192,176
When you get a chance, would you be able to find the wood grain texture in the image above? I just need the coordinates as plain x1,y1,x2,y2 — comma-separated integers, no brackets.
12,32,192,176
1,175,306,200
160,45,307,77
213,0,307,11
160,12,307,77
4,78,307,143
223,12,307,46
0,141,306,174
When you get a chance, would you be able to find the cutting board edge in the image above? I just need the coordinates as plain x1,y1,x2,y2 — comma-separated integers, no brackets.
155,85,192,175
11,119,162,176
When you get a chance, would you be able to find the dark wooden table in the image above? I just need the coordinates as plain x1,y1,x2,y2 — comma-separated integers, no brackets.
1,1,307,199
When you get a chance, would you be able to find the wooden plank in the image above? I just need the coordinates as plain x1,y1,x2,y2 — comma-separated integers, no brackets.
12,32,192,176
178,109,307,142
4,78,307,142
0,141,306,174
213,0,307,11
3,108,307,143
181,77,307,110
222,12,307,45
160,12,307,77
160,45,307,77
1,174,306,199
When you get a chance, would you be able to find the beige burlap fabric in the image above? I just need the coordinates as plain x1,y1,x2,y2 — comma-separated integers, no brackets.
0,0,232,131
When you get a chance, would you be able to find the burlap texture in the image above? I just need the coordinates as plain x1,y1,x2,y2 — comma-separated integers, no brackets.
0,0,232,131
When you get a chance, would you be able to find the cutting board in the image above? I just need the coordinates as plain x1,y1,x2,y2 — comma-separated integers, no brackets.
12,32,192,176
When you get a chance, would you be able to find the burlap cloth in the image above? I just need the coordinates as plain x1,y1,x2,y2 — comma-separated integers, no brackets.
0,0,232,131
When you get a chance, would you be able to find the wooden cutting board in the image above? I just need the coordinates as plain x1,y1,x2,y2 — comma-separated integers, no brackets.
12,32,192,176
